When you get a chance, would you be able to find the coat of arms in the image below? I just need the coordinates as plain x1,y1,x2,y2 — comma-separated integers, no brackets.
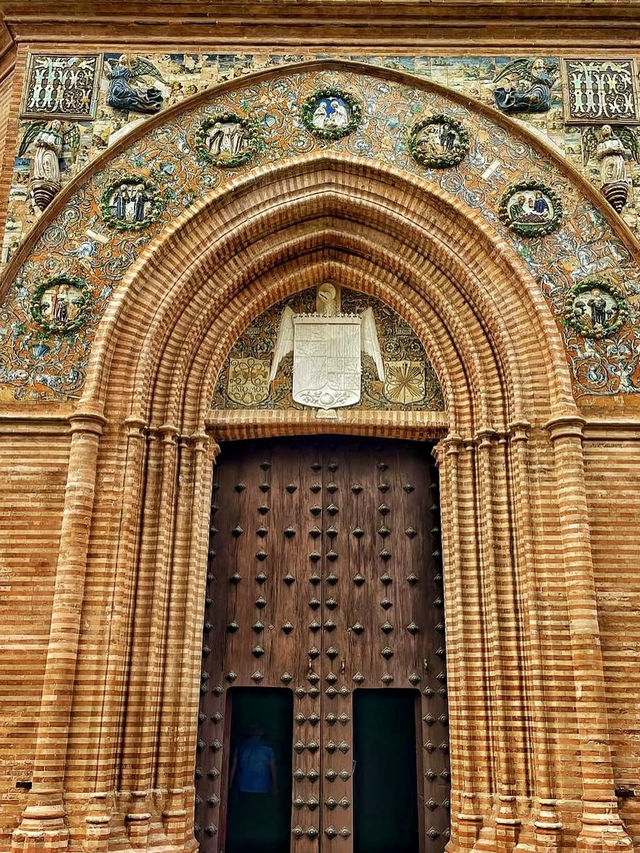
269,284,384,411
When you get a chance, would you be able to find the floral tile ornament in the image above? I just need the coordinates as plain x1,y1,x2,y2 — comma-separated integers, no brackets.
499,180,563,237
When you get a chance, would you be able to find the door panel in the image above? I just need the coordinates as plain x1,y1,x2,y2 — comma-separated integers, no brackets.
195,437,450,853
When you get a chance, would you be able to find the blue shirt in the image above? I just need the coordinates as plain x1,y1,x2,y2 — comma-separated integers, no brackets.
235,737,274,793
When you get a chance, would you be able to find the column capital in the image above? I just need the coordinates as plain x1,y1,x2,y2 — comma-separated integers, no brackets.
69,410,106,436
508,420,531,443
545,415,586,442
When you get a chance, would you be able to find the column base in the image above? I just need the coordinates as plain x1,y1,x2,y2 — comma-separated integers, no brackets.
577,811,632,853
11,805,69,853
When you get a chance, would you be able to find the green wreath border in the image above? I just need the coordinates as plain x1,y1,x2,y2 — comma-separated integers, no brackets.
301,87,363,140
499,179,563,238
562,278,629,340
100,175,164,231
195,112,262,168
30,275,92,336
408,113,471,168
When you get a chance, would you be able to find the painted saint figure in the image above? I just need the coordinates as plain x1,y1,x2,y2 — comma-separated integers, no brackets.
206,120,247,158
508,194,528,221
311,97,350,131
113,183,130,220
533,190,550,218
587,289,609,327
132,184,148,222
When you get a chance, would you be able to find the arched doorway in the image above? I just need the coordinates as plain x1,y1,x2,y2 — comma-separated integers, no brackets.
6,61,634,853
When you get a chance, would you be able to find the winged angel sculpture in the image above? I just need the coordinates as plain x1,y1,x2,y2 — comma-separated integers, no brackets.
106,54,166,114
18,120,80,213
269,284,385,411
493,57,556,114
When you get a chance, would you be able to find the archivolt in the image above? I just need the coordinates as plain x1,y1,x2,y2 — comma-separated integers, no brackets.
84,155,573,436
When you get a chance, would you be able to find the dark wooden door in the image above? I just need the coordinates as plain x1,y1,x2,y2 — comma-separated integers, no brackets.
195,436,450,853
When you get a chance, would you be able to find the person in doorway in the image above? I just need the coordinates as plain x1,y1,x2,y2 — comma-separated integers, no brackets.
230,726,277,797
227,726,279,853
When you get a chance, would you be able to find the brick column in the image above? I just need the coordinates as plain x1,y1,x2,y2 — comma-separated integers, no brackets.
11,410,105,853
162,432,218,850
508,422,561,853
84,416,148,853
435,434,484,852
475,429,520,853
546,417,631,853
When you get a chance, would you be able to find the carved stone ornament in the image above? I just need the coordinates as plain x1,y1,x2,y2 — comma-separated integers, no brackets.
30,275,92,335
499,180,563,237
563,278,629,340
408,114,470,168
20,53,102,121
195,112,262,168
227,357,270,405
101,176,164,230
269,284,385,410
301,87,363,140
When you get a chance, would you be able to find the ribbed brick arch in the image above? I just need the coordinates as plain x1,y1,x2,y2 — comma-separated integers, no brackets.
83,154,573,433
12,141,632,853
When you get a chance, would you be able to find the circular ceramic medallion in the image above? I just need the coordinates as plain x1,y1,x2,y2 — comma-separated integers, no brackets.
301,88,363,140
563,278,629,339
31,275,92,335
408,114,470,168
195,112,261,168
101,176,163,230
499,180,562,237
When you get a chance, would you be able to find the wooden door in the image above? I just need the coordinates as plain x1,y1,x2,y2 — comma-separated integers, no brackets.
195,436,450,853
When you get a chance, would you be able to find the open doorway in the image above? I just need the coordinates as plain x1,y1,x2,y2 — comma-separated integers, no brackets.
224,687,293,853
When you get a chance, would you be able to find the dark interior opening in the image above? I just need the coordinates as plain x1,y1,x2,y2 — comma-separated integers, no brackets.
353,689,421,853
224,687,293,853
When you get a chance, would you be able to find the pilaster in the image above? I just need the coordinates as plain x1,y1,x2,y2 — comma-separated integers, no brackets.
12,410,105,853
546,416,631,853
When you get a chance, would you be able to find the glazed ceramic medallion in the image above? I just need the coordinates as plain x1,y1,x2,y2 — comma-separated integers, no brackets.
195,112,262,167
499,180,562,237
563,279,629,339
30,275,92,335
301,87,363,140
101,176,164,230
408,114,470,168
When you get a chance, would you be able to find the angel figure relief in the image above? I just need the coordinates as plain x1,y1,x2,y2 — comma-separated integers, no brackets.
106,54,166,114
18,120,80,214
493,57,557,114
583,125,638,213
269,284,385,414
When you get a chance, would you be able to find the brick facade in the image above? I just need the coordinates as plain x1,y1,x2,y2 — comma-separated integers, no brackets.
0,5,639,853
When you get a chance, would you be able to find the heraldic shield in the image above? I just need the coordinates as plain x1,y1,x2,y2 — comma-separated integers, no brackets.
292,315,362,409
269,290,385,412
